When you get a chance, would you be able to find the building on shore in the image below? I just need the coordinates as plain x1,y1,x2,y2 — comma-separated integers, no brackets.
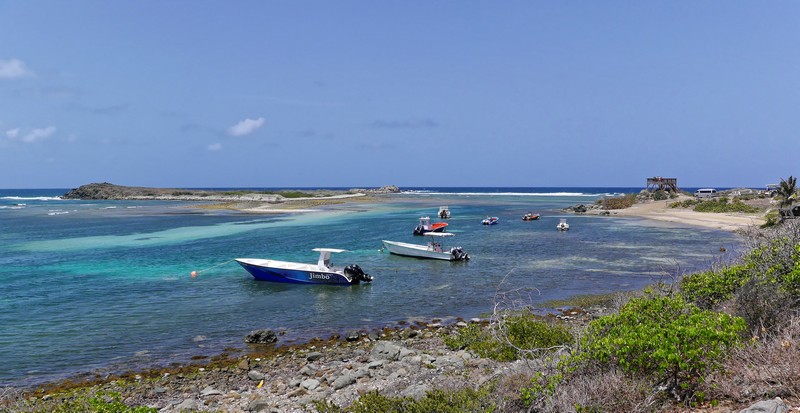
646,177,679,193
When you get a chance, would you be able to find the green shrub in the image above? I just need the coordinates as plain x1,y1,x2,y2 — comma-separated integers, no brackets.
693,198,759,213
669,199,700,208
652,190,670,201
445,315,572,362
277,190,314,198
315,387,497,413
680,265,751,309
33,391,157,413
600,194,637,210
577,292,745,400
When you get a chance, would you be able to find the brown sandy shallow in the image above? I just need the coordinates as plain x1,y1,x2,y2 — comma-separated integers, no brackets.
199,192,767,232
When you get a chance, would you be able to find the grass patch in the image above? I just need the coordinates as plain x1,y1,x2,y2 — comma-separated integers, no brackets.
314,387,498,413
599,194,637,210
444,313,572,362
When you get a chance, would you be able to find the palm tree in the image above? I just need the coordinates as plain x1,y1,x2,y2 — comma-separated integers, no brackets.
776,175,797,208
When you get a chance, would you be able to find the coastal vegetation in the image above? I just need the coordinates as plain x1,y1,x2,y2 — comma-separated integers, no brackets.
597,193,637,210
669,196,761,213
776,176,797,208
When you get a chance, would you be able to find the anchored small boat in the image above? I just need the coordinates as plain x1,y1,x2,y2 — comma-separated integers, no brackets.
382,233,469,261
235,248,372,285
556,218,570,231
481,216,499,225
438,206,451,219
413,216,448,236
522,212,540,221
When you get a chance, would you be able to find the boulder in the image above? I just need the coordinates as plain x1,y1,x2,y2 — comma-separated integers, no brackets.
247,370,265,381
306,351,323,361
332,373,356,390
739,398,789,413
371,342,402,361
245,329,278,344
345,330,361,342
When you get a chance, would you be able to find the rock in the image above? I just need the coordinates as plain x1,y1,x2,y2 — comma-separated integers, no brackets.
300,378,320,391
306,351,323,361
739,398,789,413
345,330,361,342
174,398,197,411
400,383,430,400
247,370,265,381
299,364,317,376
401,327,418,339
332,373,356,390
247,398,272,412
200,386,222,397
456,321,468,328
245,329,278,344
237,358,250,370
371,342,402,361
398,347,416,360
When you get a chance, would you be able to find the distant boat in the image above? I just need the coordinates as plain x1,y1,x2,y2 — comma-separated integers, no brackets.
557,218,570,231
235,248,373,285
413,216,449,236
522,212,540,221
438,206,451,219
382,233,469,261
481,216,499,225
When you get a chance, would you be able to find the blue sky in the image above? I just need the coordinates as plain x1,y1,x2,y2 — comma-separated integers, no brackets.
1,2,798,189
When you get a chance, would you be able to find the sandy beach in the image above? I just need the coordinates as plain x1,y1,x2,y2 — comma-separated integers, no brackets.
606,196,767,232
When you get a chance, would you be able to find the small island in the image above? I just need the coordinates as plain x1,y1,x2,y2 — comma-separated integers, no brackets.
62,182,401,212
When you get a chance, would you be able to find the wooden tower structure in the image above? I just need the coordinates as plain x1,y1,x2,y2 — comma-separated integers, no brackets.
646,177,678,193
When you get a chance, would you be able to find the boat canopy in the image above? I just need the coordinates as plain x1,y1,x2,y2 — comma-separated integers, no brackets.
313,248,348,268
312,248,348,253
423,232,455,237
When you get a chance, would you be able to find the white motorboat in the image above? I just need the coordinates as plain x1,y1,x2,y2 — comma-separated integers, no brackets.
382,232,469,261
413,216,448,235
438,206,451,219
557,218,570,231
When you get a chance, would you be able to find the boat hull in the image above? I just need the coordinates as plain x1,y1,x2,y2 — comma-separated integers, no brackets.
381,240,467,261
236,259,360,285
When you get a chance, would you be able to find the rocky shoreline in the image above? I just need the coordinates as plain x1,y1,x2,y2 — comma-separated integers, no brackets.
3,317,556,412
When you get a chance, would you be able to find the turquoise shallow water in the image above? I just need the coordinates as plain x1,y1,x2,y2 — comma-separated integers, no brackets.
0,188,742,387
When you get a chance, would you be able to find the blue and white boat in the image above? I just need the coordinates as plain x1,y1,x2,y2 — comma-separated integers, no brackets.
236,248,373,285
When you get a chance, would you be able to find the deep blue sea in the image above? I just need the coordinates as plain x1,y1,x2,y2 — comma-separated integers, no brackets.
0,187,743,388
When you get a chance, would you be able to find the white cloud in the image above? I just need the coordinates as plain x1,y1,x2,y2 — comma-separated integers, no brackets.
227,117,265,137
6,126,56,143
0,58,33,79
207,143,222,151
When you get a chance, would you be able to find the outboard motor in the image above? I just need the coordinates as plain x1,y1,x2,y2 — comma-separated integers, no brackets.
450,247,470,261
344,264,373,283
413,225,425,236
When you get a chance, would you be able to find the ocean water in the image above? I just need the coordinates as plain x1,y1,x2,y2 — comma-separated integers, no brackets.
0,187,743,388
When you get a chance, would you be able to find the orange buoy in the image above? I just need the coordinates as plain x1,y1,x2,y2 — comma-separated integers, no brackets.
191,271,197,277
